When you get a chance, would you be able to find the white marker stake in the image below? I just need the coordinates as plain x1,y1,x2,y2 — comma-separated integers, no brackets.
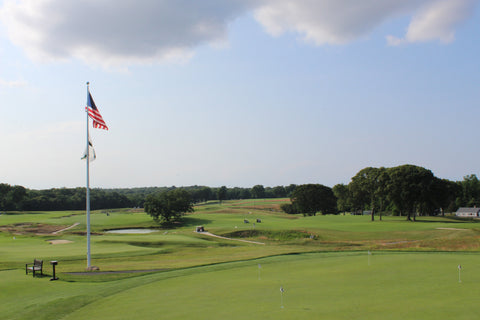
258,264,261,280
368,250,371,266
280,286,285,308
458,265,462,283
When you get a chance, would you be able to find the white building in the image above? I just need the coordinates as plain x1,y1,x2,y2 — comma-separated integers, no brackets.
455,207,480,218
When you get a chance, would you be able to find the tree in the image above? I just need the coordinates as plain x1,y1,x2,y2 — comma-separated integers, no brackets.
240,188,251,199
251,185,265,199
349,167,387,221
291,184,337,216
192,187,212,203
217,186,227,203
386,165,435,221
0,184,26,211
280,203,298,214
272,186,287,198
374,168,390,221
457,174,480,207
332,184,352,213
0,183,12,210
285,184,297,197
144,189,194,223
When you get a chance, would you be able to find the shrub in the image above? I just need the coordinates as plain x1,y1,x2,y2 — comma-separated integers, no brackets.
280,203,298,214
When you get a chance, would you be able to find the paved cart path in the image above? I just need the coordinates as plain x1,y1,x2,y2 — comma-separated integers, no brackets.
198,231,265,245
52,222,80,234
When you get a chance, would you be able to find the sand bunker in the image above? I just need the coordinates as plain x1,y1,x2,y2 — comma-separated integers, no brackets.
48,239,73,245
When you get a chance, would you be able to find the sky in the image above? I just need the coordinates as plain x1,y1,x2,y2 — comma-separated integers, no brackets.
0,0,479,190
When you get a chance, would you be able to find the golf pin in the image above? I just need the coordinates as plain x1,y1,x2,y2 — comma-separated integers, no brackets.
280,286,285,308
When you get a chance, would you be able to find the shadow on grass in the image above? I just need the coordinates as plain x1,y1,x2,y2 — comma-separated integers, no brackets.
413,217,480,224
25,273,53,279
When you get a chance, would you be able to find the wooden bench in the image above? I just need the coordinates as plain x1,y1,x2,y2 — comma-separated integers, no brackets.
26,259,43,277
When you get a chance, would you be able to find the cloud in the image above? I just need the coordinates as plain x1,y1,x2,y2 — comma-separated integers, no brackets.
0,0,476,68
254,0,477,46
253,0,416,45
0,78,27,87
0,0,256,68
387,0,476,46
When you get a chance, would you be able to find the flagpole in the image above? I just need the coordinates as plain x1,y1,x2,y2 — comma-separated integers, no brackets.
86,81,92,270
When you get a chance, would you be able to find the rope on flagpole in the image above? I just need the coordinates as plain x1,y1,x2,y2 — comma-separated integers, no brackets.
86,81,91,270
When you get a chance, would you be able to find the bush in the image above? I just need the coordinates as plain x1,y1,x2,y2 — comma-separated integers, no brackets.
280,203,298,214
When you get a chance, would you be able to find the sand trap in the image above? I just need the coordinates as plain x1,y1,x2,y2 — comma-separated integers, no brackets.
436,227,468,231
48,239,73,245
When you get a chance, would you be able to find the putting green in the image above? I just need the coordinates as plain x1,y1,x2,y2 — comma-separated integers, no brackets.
55,252,479,320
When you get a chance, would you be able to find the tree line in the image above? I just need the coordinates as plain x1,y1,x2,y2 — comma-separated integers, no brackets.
1,164,480,217
0,184,298,211
281,165,478,220
331,165,475,220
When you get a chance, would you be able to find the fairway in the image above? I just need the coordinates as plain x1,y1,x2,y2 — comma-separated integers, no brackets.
2,201,480,319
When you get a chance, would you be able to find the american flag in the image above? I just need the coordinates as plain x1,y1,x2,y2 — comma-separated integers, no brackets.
86,91,108,130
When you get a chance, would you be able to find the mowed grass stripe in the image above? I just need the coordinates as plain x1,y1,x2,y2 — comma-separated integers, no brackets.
57,252,480,320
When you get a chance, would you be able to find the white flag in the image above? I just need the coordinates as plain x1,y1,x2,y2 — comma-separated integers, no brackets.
81,135,96,162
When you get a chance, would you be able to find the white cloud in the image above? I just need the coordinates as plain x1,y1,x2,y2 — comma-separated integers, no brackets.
253,0,417,45
0,0,256,68
0,0,476,69
254,0,477,46
0,78,27,87
387,0,476,45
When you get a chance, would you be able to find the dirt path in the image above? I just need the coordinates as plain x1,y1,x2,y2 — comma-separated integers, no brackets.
198,231,265,245
52,222,80,234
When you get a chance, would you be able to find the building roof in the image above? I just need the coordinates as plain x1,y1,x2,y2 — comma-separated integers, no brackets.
456,207,480,213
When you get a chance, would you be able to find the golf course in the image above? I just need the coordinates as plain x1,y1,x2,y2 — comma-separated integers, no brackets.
1,199,480,319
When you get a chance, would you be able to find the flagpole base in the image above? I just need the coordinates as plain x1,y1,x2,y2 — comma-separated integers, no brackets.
86,266,100,271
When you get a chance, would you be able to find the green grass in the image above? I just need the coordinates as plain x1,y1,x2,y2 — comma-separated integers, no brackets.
2,200,480,319
2,252,479,320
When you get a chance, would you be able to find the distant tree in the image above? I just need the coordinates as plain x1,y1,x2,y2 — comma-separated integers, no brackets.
457,174,480,207
291,184,337,216
285,184,297,197
349,167,387,221
280,203,298,214
0,183,12,210
0,184,26,211
192,187,212,203
144,189,193,223
386,165,435,221
272,186,287,198
240,188,251,199
227,187,243,200
264,187,275,198
217,186,227,203
332,184,351,213
251,185,265,199
441,179,462,213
